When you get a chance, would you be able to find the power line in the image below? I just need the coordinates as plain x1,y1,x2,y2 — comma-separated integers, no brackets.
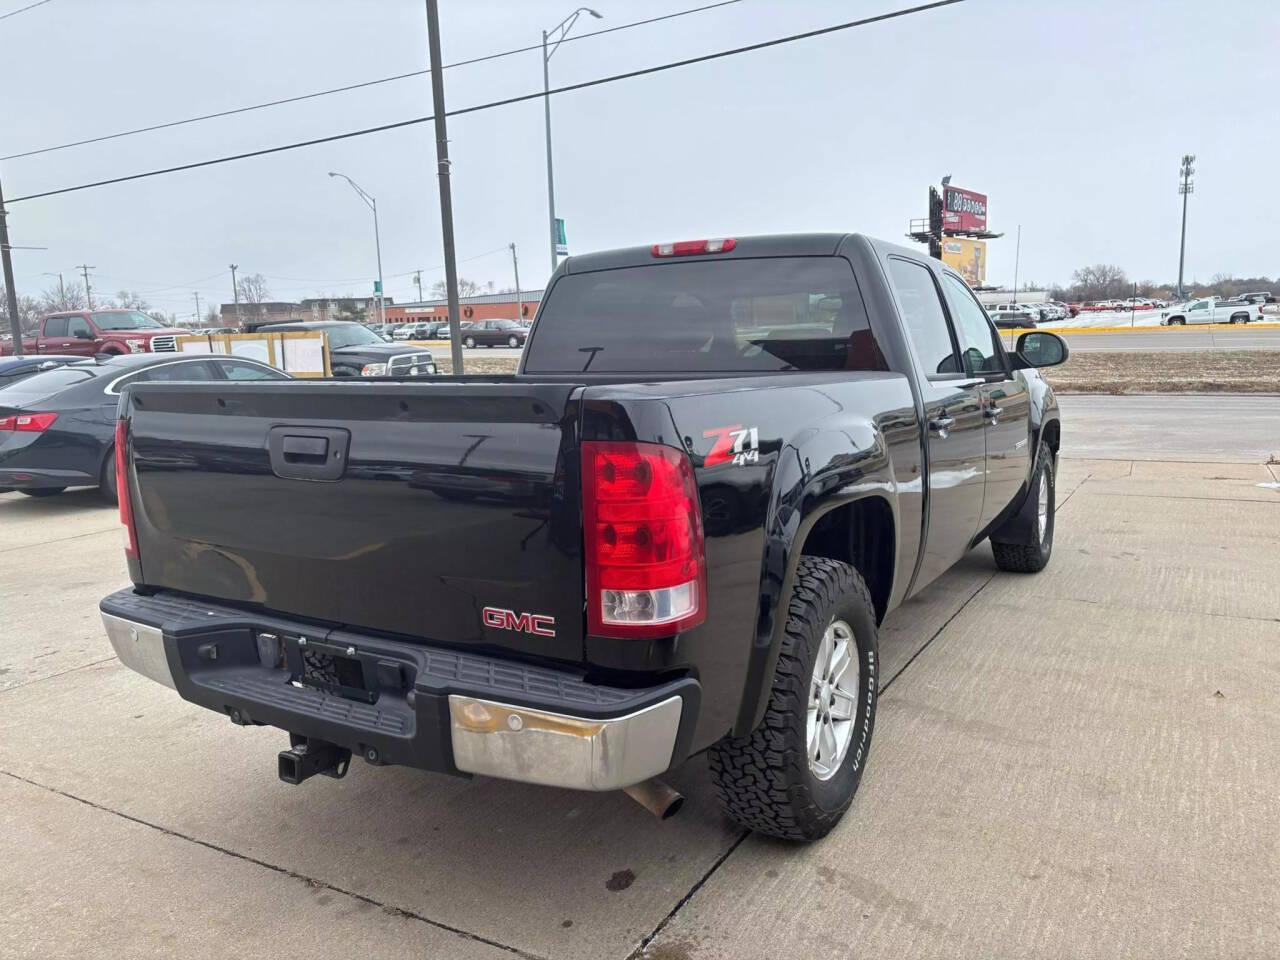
0,0,744,163
0,0,53,22
5,0,964,206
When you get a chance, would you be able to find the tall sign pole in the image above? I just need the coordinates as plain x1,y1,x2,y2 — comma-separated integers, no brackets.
424,0,464,375
0,174,24,355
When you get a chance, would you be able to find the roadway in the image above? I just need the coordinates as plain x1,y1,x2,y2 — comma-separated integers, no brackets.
1051,327,1280,352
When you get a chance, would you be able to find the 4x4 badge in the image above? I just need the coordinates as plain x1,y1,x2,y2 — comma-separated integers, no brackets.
704,425,760,466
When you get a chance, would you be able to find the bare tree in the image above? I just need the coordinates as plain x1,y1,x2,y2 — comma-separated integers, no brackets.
39,280,88,313
1065,264,1130,301
237,273,271,304
0,287,44,334
204,306,222,326
431,277,481,299
108,290,152,311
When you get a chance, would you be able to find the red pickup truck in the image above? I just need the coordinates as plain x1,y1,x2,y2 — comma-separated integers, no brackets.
0,310,185,357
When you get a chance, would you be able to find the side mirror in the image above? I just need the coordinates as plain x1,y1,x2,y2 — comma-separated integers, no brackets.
1012,331,1068,369
74,328,94,340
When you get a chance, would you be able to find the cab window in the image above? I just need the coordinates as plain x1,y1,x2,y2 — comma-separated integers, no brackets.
887,258,961,377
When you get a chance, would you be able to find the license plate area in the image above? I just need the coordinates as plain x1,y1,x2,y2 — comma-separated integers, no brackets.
288,637,375,704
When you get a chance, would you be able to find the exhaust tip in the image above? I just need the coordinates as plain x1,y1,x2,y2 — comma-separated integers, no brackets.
623,778,684,820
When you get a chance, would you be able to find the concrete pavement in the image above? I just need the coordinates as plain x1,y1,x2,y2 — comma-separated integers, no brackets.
2,418,1277,958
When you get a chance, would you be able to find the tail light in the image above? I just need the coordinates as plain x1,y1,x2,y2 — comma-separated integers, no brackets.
581,441,706,638
651,238,736,257
115,419,138,558
0,412,58,432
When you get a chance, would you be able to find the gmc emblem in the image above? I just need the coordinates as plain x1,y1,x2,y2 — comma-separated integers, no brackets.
482,606,556,638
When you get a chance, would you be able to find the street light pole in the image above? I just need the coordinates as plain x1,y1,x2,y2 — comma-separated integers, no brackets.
194,291,202,325
424,0,465,375
43,272,65,303
329,172,386,326
1176,154,1195,301
542,7,603,275
1011,224,1021,305
229,263,240,321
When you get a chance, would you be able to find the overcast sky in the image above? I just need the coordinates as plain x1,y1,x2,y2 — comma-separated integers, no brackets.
2,0,1276,319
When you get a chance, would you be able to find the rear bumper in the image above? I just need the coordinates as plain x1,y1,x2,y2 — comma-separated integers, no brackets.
100,589,698,791
0,466,97,489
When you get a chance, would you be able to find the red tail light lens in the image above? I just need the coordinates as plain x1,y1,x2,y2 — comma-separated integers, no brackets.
651,238,736,257
115,419,138,558
0,412,58,432
582,441,706,638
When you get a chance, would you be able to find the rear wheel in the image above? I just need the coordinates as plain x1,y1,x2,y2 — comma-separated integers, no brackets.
991,451,1055,573
100,445,119,504
463,336,476,349
709,557,879,842
507,335,519,348
19,487,65,498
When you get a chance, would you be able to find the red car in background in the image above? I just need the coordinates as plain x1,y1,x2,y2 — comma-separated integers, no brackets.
0,310,186,357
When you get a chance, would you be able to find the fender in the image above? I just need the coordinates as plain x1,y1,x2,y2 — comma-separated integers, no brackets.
733,418,900,736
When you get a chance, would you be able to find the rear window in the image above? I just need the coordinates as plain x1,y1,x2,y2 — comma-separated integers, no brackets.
0,367,97,402
522,257,887,374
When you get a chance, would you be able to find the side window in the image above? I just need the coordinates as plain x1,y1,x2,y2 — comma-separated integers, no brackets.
887,258,960,376
942,274,1005,375
44,317,68,337
124,361,218,387
217,359,287,381
67,317,93,339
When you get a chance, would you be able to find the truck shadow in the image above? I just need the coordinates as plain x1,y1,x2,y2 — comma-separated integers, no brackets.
0,488,113,515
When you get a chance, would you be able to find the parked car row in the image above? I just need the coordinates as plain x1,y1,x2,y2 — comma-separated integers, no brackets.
373,319,531,346
0,353,289,501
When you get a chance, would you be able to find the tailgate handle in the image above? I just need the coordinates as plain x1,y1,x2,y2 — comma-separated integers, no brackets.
268,426,349,482
282,435,329,462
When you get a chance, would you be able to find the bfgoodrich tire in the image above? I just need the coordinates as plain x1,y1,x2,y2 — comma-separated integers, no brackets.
991,451,1055,573
709,556,879,842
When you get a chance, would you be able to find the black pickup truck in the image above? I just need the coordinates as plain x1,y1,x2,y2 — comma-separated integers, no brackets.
100,233,1066,841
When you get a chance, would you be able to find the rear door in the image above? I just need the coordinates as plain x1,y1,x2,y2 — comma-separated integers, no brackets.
38,317,72,354
942,273,1032,531
886,257,986,588
124,380,587,663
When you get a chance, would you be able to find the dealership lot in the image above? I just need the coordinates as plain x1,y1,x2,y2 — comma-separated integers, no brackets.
2,399,1277,959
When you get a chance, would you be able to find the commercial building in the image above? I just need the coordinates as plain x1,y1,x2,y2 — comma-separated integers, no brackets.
385,290,543,325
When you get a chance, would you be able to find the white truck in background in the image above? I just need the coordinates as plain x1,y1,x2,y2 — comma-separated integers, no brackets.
1160,296,1256,325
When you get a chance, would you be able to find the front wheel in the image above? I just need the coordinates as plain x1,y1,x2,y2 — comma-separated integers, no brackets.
709,556,879,842
507,335,519,348
991,452,1055,573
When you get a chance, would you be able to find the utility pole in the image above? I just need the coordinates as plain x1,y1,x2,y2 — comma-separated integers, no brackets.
413,270,423,303
229,263,241,321
424,0,464,375
1011,225,1021,305
194,292,202,325
510,242,522,322
78,263,95,308
1176,154,1195,301
0,174,25,355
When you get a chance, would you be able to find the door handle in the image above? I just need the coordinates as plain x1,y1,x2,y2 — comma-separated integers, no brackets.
928,415,956,438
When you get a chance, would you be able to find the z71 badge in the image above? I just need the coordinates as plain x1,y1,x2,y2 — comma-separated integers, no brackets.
704,424,760,466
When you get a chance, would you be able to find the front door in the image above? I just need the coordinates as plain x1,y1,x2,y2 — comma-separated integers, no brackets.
64,315,99,356
886,257,987,590
941,273,1032,531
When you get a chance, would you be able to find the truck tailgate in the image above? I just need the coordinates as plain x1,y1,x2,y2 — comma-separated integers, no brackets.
124,380,585,663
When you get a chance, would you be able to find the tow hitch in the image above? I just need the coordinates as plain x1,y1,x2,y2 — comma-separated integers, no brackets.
277,735,352,785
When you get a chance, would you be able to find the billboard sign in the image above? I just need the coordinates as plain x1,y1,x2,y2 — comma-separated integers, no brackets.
941,238,986,286
942,185,987,233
